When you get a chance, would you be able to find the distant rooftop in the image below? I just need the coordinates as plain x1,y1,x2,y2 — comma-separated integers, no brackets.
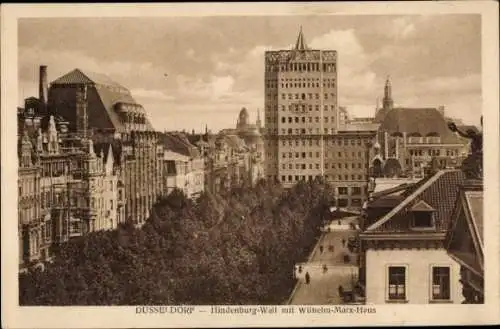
51,68,126,90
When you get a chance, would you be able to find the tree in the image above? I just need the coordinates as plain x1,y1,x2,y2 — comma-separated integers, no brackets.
20,178,336,305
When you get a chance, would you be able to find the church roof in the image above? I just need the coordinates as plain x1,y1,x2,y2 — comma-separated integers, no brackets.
378,107,461,144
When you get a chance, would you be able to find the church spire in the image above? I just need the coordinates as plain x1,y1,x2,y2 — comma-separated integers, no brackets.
295,26,308,51
382,75,394,111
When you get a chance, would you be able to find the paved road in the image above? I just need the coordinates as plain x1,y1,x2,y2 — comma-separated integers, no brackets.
290,266,357,305
288,218,359,305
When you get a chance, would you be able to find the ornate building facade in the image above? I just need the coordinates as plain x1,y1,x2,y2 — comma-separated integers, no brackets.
18,113,120,271
371,77,469,179
264,27,339,184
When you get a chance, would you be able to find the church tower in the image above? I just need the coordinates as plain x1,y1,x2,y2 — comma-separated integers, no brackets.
382,76,394,111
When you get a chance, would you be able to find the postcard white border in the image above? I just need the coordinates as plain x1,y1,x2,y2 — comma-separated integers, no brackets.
2,2,499,328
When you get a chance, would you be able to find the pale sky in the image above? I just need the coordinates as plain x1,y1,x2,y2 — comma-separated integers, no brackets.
18,15,482,132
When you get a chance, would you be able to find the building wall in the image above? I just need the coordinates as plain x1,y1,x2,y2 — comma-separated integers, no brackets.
187,157,205,198
121,131,164,226
365,248,462,304
18,166,42,265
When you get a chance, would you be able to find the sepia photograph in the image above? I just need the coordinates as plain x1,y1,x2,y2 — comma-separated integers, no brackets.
2,2,499,328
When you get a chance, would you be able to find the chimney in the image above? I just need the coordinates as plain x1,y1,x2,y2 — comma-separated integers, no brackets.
39,65,48,112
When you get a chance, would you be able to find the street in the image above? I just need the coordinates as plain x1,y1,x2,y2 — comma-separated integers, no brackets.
288,218,359,305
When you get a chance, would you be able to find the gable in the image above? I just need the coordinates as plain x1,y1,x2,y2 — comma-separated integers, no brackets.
446,191,483,273
411,200,436,212
366,170,465,233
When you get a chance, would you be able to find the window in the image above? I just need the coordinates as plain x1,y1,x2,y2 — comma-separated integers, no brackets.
388,266,406,301
352,187,362,195
431,266,451,301
412,212,434,228
339,187,348,195
338,199,348,207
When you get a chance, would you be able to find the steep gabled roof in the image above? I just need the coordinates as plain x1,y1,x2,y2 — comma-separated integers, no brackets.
368,195,405,209
51,69,154,132
366,170,466,233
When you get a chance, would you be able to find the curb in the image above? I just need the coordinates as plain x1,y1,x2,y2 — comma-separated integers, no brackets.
306,233,326,263
287,231,327,304
286,281,303,305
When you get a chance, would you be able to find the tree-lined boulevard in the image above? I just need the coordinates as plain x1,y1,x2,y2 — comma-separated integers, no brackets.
20,178,337,305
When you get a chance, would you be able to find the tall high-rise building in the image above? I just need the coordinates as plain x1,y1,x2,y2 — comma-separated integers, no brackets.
264,27,339,184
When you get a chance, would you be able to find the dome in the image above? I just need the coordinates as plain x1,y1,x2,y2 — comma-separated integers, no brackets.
383,158,402,177
373,141,381,149
238,107,249,126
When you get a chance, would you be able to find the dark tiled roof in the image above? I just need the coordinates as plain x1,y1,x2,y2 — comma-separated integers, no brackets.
368,195,404,208
369,170,466,233
51,68,124,89
378,107,462,144
371,183,415,198
162,132,199,157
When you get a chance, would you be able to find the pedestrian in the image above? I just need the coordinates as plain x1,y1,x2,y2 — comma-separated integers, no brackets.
305,272,310,284
338,285,344,297
323,264,328,273
319,245,324,253
342,238,346,247
298,265,303,273
338,220,341,225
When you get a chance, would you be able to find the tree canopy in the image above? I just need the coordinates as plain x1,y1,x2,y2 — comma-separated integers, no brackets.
20,178,336,305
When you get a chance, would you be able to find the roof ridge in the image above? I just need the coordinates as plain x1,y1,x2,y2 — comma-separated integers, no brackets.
366,170,447,231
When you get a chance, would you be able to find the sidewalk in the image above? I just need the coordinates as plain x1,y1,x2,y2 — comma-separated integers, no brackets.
288,221,359,305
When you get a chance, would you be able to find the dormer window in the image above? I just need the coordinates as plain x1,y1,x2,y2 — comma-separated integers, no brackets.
410,200,436,229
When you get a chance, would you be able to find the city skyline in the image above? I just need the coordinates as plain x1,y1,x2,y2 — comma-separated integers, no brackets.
18,14,482,132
